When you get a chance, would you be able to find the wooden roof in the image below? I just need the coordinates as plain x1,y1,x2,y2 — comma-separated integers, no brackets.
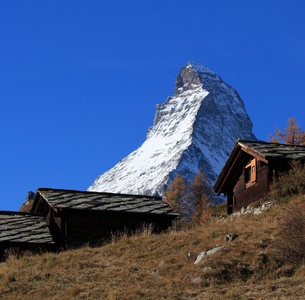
32,188,179,216
0,211,54,245
213,139,305,195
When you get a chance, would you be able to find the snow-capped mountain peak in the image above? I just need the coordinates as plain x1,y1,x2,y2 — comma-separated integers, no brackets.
88,62,256,196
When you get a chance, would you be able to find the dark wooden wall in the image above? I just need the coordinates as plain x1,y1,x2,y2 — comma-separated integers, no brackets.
50,209,175,247
233,160,269,210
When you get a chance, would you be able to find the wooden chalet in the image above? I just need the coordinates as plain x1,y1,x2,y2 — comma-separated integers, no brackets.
213,140,305,214
0,211,54,259
30,188,179,247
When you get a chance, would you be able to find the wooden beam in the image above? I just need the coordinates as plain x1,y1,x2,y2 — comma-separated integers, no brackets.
214,145,241,194
218,151,243,193
45,207,51,226
241,146,268,164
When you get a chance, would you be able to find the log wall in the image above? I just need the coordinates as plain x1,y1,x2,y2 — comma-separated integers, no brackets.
233,160,269,210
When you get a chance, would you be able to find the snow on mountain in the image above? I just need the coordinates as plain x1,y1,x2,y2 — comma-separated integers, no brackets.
88,62,256,196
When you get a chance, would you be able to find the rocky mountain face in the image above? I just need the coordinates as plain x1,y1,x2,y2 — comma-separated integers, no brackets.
88,62,256,196
19,191,35,212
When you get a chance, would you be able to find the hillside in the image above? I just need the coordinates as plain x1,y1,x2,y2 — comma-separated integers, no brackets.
1,197,305,299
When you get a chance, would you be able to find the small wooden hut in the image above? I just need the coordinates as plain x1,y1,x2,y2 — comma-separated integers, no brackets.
213,140,305,214
30,188,179,247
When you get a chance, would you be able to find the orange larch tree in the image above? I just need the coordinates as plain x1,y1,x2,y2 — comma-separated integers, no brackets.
189,168,213,225
163,173,190,219
268,117,305,146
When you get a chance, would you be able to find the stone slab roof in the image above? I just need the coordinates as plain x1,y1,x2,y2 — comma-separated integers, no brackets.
36,188,179,216
0,211,54,244
238,140,305,160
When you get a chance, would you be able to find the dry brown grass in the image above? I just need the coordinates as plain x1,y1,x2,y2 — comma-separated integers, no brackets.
1,197,305,299
272,201,305,267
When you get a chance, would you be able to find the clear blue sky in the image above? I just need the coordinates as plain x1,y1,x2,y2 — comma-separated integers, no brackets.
1,1,305,211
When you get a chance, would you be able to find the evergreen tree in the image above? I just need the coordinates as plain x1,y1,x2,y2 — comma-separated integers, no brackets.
268,117,305,145
163,173,190,219
189,168,213,225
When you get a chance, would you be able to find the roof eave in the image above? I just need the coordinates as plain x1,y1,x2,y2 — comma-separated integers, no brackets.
238,141,268,164
213,141,242,194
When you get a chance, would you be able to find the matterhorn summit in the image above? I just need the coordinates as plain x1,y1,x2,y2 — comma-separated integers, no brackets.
88,62,256,196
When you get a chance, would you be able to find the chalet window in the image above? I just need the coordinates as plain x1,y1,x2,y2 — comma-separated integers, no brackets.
245,158,257,186
245,166,251,183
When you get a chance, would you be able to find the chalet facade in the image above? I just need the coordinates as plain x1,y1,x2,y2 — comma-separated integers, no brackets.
30,188,179,247
213,140,305,214
0,211,54,259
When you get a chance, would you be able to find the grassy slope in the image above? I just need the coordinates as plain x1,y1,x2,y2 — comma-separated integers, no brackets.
1,197,305,299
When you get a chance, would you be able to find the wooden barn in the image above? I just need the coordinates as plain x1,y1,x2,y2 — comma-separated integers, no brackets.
30,188,179,247
213,140,305,214
0,211,55,259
